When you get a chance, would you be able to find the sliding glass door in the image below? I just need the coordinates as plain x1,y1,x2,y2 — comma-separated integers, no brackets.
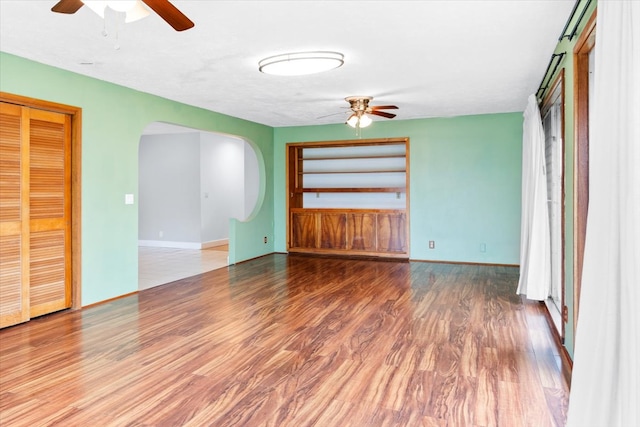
541,72,565,336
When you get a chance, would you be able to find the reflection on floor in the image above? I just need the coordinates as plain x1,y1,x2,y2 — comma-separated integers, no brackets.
138,246,229,290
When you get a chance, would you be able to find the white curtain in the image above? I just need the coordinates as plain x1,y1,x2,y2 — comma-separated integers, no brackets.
516,94,550,300
567,2,640,426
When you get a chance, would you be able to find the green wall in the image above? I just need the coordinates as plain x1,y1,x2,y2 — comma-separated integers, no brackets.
274,112,523,264
0,52,275,306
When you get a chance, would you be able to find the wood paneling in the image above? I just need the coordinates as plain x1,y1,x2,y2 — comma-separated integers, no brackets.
346,213,376,251
0,255,569,426
290,209,407,258
290,212,317,249
320,213,346,249
377,212,407,253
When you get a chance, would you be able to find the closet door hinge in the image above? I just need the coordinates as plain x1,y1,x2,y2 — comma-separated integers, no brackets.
562,306,569,323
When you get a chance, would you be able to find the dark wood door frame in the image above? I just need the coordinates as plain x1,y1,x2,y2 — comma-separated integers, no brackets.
572,12,596,335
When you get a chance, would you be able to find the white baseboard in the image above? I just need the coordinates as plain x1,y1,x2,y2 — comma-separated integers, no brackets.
138,240,201,249
139,238,229,249
202,238,229,249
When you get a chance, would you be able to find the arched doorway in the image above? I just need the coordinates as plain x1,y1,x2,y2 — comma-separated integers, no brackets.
137,122,260,289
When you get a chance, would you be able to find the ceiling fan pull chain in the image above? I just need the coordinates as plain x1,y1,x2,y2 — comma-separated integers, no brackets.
113,11,123,50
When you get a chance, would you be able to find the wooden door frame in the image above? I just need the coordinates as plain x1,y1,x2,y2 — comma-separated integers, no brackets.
572,12,596,334
1,92,82,309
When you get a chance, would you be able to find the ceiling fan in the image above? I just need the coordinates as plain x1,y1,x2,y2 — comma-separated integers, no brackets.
51,0,194,31
345,96,398,128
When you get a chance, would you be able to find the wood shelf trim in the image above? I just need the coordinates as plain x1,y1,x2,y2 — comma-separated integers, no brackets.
301,169,406,175
290,208,406,214
302,154,406,161
297,187,406,193
288,137,408,148
288,247,409,258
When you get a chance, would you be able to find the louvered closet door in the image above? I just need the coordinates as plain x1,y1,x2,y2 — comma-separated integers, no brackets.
0,103,29,327
0,103,71,327
28,108,71,318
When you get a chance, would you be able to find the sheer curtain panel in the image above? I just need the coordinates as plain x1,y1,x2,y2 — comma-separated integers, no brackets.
516,94,551,301
567,2,640,426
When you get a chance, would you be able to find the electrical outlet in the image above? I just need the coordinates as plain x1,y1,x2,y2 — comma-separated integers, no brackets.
429,240,435,249
480,243,486,252
159,231,163,238
264,236,268,244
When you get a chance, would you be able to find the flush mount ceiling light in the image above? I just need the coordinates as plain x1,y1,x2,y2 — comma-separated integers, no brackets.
82,0,150,22
258,51,344,76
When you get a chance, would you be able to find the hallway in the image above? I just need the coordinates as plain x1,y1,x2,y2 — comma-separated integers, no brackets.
138,245,229,290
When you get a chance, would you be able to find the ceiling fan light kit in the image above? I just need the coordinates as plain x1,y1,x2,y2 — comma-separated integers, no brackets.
344,96,398,129
258,51,344,76
82,1,150,23
347,113,372,128
51,0,195,31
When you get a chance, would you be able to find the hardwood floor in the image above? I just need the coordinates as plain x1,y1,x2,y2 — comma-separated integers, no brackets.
0,254,569,426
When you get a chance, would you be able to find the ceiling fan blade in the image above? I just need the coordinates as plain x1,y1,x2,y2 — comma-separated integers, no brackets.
141,0,195,31
317,111,348,119
370,105,399,110
370,110,397,119
51,0,84,14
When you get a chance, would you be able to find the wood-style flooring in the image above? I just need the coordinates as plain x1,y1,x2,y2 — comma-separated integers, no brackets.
0,254,569,426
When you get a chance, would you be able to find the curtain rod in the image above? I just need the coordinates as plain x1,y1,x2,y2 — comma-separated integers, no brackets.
536,52,566,102
559,0,594,41
536,0,593,102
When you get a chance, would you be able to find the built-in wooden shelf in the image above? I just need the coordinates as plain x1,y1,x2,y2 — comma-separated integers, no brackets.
287,137,410,259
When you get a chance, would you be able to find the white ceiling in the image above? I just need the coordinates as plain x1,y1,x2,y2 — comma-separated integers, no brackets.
0,0,575,127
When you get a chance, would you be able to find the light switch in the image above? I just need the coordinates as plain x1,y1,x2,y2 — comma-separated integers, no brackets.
125,194,134,205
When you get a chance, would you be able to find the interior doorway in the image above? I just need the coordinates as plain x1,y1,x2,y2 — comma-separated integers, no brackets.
138,246,229,290
137,122,259,289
